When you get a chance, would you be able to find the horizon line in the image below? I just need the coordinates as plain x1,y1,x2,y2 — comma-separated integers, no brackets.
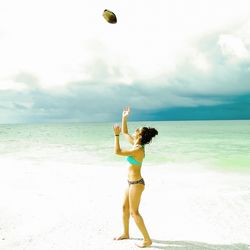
1,118,250,126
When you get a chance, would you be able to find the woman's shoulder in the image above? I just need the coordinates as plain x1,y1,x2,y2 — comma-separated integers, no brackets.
133,144,145,158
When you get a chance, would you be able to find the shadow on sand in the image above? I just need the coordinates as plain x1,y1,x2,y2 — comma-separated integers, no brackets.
130,238,250,250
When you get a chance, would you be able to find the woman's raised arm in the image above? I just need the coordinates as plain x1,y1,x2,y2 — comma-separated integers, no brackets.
122,107,134,145
122,106,129,133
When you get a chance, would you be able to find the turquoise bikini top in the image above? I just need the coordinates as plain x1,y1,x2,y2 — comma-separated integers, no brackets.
126,145,145,166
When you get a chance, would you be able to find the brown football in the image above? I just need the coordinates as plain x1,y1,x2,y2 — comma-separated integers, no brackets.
103,9,117,24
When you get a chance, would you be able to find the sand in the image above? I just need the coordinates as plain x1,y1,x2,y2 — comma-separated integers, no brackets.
1,159,250,250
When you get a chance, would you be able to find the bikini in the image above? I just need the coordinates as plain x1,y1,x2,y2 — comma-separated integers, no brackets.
127,145,145,186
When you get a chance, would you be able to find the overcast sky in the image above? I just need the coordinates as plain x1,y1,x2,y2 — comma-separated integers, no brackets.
1,0,250,123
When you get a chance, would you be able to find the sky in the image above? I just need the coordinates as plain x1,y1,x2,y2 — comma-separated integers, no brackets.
0,0,250,123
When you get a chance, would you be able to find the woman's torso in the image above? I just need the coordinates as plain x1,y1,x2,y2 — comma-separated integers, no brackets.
127,145,145,181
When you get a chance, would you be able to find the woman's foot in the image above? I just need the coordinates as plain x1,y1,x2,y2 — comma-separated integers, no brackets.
113,233,130,240
135,239,152,248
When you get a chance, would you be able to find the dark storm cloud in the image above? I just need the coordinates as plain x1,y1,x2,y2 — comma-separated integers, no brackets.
1,79,250,123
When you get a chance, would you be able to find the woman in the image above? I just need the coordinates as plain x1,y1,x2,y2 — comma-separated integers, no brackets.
112,107,158,248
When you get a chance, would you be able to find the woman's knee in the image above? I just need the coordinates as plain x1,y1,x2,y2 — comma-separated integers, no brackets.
130,210,140,217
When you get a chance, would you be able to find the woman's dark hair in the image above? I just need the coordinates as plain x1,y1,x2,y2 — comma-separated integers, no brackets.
140,127,158,145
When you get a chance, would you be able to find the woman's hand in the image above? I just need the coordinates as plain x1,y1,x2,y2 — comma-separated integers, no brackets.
122,106,130,118
113,124,121,136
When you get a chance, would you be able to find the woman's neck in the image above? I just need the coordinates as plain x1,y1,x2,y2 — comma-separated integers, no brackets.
134,143,143,147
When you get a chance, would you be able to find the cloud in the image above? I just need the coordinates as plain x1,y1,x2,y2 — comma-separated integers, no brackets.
219,35,249,60
0,69,248,124
142,94,250,121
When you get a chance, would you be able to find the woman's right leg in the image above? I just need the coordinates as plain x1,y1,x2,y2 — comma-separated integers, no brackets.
114,186,130,240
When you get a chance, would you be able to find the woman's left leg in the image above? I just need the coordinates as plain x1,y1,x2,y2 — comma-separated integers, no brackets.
129,184,152,248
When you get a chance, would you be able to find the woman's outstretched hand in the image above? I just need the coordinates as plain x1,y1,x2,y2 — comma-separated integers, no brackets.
113,124,121,136
122,106,130,118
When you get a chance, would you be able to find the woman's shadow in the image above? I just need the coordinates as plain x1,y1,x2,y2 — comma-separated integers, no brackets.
130,238,250,249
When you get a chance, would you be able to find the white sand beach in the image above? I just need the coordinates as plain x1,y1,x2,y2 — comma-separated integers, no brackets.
1,159,250,250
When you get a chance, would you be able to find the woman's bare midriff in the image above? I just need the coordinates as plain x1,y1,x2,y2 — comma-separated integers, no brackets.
128,164,142,181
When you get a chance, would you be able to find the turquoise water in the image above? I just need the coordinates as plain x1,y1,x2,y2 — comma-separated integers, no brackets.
0,120,250,171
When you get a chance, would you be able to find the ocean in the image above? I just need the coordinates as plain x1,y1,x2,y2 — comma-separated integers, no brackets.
1,120,250,249
0,120,250,171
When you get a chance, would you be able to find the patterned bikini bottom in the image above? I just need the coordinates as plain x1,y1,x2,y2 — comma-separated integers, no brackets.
127,178,145,186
